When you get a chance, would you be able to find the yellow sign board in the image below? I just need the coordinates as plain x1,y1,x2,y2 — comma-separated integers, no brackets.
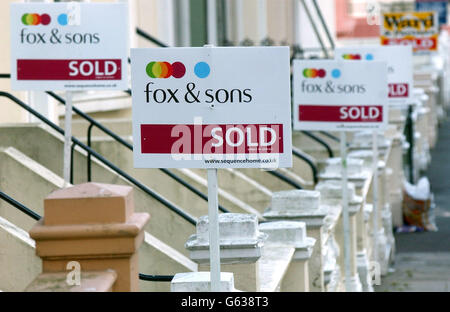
380,12,439,52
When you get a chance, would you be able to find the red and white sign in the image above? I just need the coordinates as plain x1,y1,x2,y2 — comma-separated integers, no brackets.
140,124,283,154
16,59,122,80
381,36,438,51
10,3,128,90
130,47,292,169
389,83,409,98
293,60,388,131
335,46,413,106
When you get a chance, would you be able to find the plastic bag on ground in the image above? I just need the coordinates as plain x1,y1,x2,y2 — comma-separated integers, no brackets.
401,177,438,232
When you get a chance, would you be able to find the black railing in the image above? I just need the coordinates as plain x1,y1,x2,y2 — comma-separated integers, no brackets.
292,147,318,185
300,0,330,59
311,0,335,50
0,190,41,221
267,170,303,189
301,131,334,158
0,91,197,226
0,189,173,282
139,273,173,282
45,91,230,214
136,27,169,48
319,131,340,143
405,104,415,183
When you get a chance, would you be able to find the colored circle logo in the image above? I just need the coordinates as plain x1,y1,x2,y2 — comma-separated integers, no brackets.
146,61,186,79
194,62,210,78
58,14,68,26
342,54,361,60
331,69,341,78
171,62,186,79
365,53,374,61
21,13,51,26
303,68,326,78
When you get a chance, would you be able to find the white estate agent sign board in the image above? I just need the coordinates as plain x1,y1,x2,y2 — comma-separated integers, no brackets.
334,45,413,106
293,60,388,131
10,2,128,91
131,47,292,169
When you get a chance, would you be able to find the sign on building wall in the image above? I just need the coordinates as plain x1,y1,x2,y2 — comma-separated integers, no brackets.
131,47,292,169
293,60,388,131
380,11,439,52
10,2,128,90
334,45,413,106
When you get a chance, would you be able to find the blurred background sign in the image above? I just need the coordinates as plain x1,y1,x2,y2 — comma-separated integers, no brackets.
416,0,448,26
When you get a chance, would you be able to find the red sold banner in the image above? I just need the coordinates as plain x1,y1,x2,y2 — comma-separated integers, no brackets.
388,83,409,98
16,59,121,80
298,105,383,123
140,124,284,154
380,36,438,52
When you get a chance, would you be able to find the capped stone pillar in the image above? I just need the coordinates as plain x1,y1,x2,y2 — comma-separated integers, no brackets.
349,131,391,156
346,150,381,291
185,213,266,292
27,183,150,292
386,134,406,227
259,221,316,292
316,180,363,292
377,161,395,275
318,157,371,192
171,272,236,292
263,190,327,292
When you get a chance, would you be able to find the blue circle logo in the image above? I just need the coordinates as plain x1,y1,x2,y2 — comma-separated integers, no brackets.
194,62,210,78
58,14,68,26
365,53,374,61
331,69,341,78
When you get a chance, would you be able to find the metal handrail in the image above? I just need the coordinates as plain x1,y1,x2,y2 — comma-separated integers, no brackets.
45,91,230,214
292,147,318,185
139,273,173,282
406,104,414,183
0,91,197,226
0,189,174,282
301,131,334,158
319,131,340,143
136,27,169,48
299,0,329,59
0,190,41,221
311,0,335,50
267,170,303,189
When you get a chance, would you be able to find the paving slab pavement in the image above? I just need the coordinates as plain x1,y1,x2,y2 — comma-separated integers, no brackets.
375,115,450,292
374,253,450,292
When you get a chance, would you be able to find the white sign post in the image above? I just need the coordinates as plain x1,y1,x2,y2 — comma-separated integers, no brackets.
340,131,351,290
293,60,388,291
207,168,220,291
131,46,292,291
372,130,379,264
63,91,73,185
334,45,414,268
10,2,129,186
